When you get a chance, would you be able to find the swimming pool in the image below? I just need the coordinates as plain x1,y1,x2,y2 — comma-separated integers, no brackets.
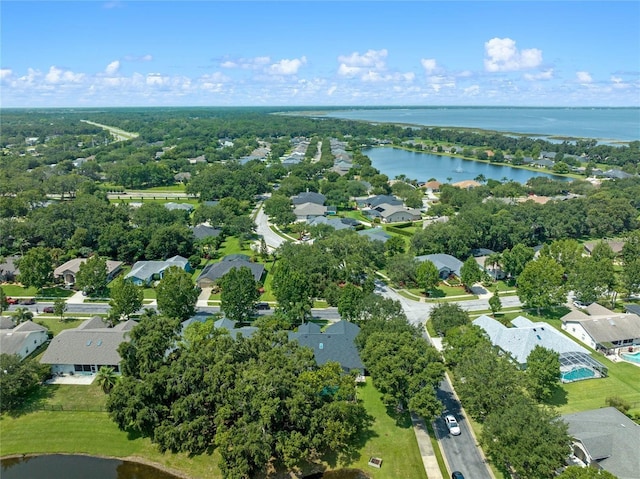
561,367,596,382
621,351,640,364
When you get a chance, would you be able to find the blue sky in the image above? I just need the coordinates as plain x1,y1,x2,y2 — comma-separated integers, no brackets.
1,1,639,107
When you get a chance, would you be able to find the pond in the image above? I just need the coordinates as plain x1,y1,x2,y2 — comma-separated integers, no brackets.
363,147,569,184
0,455,183,479
0,455,369,479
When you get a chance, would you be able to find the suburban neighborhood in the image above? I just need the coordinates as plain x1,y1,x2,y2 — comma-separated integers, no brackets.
1,108,639,479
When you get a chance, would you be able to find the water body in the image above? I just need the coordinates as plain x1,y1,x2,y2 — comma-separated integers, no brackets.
363,147,567,183
0,455,182,479
0,455,368,479
326,107,640,142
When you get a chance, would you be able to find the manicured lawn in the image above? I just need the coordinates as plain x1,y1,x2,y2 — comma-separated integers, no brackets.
218,236,255,257
336,379,427,479
1,284,38,296
35,316,86,337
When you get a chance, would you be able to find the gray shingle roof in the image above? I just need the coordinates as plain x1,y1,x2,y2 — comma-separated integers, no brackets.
561,305,640,346
40,318,131,366
357,228,391,243
125,255,189,283
473,315,588,365
191,224,222,240
563,407,640,479
288,320,364,372
415,253,463,277
0,320,48,357
197,256,265,284
291,191,326,205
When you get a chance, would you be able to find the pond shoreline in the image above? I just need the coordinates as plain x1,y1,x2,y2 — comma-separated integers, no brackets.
0,453,192,479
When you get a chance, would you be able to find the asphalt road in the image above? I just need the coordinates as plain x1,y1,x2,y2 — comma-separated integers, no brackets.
376,279,494,479
435,377,492,479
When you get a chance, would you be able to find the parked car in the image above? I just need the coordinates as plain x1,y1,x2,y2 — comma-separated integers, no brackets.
452,472,465,479
43,306,54,313
444,414,461,436
6,297,18,305
19,298,36,305
573,300,587,309
255,302,271,311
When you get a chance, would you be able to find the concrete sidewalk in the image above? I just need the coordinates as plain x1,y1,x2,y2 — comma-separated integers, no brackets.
411,413,444,479
65,290,86,304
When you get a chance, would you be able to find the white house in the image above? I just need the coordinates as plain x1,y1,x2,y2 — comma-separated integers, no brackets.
0,320,49,359
561,303,640,354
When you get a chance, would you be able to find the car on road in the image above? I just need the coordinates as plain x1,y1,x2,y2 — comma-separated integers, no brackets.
444,414,461,436
451,472,464,479
6,297,18,305
43,306,54,313
19,298,36,305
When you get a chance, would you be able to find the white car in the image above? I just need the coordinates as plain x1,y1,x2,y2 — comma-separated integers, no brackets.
445,414,461,436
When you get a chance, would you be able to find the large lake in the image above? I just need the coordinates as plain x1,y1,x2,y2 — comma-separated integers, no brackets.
363,147,566,183
325,107,640,142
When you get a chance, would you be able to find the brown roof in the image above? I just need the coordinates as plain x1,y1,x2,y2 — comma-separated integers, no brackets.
452,180,481,189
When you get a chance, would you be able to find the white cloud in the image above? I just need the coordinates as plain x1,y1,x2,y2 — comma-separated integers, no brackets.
105,60,120,75
463,85,481,96
484,37,543,72
362,71,415,83
221,56,271,69
268,56,307,75
0,69,12,80
421,58,438,74
523,69,554,81
576,71,592,83
44,66,85,84
123,54,153,62
337,49,388,77
327,85,337,96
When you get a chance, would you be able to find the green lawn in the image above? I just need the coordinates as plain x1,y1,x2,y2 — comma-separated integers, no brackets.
0,379,426,479
328,379,427,479
1,284,38,296
35,316,86,337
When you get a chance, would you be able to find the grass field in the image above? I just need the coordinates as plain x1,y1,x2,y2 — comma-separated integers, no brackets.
0,379,427,479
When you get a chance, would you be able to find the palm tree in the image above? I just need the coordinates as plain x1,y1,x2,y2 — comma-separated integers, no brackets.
13,307,34,324
474,174,487,184
95,366,118,394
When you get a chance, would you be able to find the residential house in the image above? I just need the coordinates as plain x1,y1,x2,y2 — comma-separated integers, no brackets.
603,169,634,180
40,317,136,375
0,255,20,282
125,255,192,286
164,202,194,212
53,258,123,287
356,195,403,209
583,239,625,257
291,191,326,206
375,204,422,223
531,159,555,169
307,216,352,231
415,253,463,279
288,320,365,375
187,155,207,165
0,320,49,359
191,224,223,240
561,303,640,354
357,227,391,243
562,407,640,479
196,254,265,288
451,180,481,189
539,151,557,160
473,315,606,381
294,202,327,221
422,180,442,192
472,249,505,280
